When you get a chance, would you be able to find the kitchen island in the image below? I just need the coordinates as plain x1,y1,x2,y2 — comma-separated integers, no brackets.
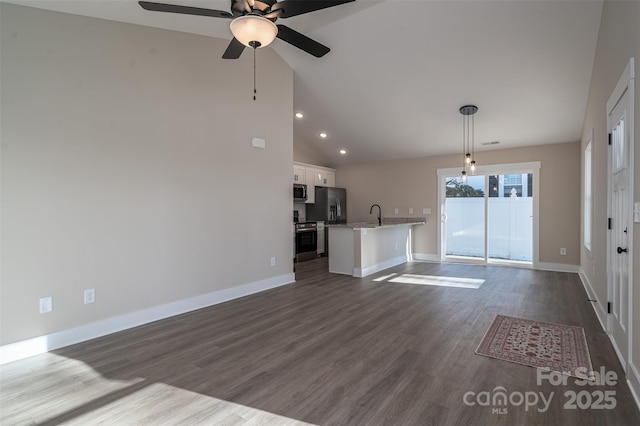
327,219,426,277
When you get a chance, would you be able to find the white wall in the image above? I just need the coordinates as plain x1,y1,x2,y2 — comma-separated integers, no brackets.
0,4,294,346
579,0,640,399
336,142,581,266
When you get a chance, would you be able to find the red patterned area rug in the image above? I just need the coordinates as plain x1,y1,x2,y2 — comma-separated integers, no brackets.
475,314,594,380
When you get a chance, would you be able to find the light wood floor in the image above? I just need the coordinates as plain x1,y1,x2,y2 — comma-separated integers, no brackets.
2,258,639,425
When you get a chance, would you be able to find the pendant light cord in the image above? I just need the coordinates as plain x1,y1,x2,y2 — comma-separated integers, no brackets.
471,113,474,159
462,114,466,169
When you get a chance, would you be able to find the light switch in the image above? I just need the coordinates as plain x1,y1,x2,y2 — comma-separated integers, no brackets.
409,208,413,214
634,202,640,223
423,208,432,215
394,208,399,214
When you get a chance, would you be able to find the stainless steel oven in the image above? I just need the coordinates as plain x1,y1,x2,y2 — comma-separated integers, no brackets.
295,222,317,262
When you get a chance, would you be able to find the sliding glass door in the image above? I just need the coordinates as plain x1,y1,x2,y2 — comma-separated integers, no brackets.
444,175,486,260
439,163,539,266
487,174,533,263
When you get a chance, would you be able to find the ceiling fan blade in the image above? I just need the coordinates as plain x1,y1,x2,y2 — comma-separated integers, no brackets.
254,1,272,12
139,1,232,19
231,0,252,15
266,0,355,19
222,38,246,59
276,24,330,57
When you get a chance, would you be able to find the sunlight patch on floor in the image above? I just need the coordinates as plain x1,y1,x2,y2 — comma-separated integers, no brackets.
1,353,313,425
374,273,484,289
0,353,143,424
68,382,315,425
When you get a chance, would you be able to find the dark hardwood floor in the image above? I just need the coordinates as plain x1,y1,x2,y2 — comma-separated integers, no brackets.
2,258,639,425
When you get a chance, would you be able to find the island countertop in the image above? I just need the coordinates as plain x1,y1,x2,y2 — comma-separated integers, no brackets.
327,219,426,229
327,218,426,277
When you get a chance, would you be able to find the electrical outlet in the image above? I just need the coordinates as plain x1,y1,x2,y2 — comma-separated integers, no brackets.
39,297,52,313
560,248,567,255
84,289,95,304
409,208,413,214
423,208,432,215
270,257,276,266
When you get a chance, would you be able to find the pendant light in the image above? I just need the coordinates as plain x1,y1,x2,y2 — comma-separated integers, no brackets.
460,105,478,182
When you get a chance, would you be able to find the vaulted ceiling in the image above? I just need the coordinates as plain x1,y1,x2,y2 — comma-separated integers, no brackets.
5,0,603,165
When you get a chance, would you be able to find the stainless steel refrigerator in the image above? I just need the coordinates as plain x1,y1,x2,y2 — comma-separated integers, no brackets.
306,187,347,255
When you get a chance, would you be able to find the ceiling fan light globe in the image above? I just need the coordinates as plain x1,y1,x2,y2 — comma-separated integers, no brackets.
230,15,278,48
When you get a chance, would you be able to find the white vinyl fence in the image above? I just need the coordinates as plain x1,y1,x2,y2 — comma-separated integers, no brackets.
445,196,533,261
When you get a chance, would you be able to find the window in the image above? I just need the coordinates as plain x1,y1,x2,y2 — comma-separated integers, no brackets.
488,174,532,198
584,139,592,251
612,118,625,171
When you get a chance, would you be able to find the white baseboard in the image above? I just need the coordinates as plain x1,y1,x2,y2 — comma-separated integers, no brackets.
535,262,580,273
412,253,441,262
578,269,640,415
628,362,640,413
0,273,295,365
412,256,581,274
354,255,408,278
578,269,607,331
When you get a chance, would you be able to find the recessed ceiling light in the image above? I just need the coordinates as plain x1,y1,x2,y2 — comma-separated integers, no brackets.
339,149,347,155
319,132,327,138
295,112,303,119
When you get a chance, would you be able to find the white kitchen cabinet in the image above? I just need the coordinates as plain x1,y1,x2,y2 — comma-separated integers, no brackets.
293,162,336,203
324,170,335,187
305,168,315,203
315,168,335,187
316,221,325,254
293,165,306,184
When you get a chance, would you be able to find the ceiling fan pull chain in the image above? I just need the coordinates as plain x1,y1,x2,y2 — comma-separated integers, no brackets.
253,46,257,101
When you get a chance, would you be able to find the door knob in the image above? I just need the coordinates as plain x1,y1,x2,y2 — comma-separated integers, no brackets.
617,246,628,254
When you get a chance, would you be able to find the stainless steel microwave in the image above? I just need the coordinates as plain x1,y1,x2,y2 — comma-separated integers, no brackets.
293,184,307,201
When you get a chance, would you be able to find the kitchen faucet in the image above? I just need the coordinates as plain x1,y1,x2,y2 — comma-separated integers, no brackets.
370,204,382,226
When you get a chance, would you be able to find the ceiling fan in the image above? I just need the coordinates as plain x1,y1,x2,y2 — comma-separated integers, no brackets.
139,0,355,59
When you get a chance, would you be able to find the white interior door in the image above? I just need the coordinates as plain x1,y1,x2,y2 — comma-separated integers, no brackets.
608,87,631,371
606,57,636,374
